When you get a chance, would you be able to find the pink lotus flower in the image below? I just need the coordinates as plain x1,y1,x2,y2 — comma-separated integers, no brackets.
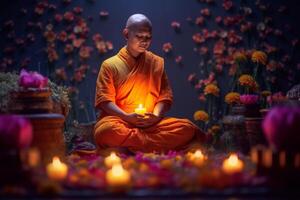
162,42,173,53
240,94,259,105
0,115,32,149
263,106,300,151
19,69,48,89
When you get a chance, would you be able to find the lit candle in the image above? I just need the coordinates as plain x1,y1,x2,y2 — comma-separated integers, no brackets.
134,104,146,115
222,153,244,174
106,163,131,188
46,156,68,181
187,150,206,167
104,152,121,168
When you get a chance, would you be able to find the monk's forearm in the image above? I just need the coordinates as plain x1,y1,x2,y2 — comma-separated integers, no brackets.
100,101,128,119
153,101,171,117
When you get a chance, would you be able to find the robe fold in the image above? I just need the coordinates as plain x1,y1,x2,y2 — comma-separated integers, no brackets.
94,47,205,153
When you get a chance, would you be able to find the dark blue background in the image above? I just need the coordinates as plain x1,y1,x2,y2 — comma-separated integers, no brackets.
1,0,299,123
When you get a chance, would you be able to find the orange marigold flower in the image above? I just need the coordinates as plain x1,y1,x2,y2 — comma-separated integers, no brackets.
251,50,267,65
211,125,221,134
204,84,220,96
261,90,271,97
225,92,240,104
193,110,209,122
238,74,255,87
233,52,247,65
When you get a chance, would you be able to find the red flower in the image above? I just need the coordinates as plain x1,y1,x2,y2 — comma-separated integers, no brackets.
64,44,74,54
198,93,206,102
199,47,208,55
73,7,83,14
73,38,85,48
92,33,103,42
55,68,68,81
215,64,223,73
213,40,225,55
57,31,68,42
240,22,253,33
79,46,93,60
34,2,47,16
195,17,205,26
162,42,173,53
215,16,222,24
192,33,205,44
94,41,105,54
106,41,113,50
43,30,56,43
222,0,233,11
64,11,75,22
200,8,211,17
187,73,197,82
54,14,63,23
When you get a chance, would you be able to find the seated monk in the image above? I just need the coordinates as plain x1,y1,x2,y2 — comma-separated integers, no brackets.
94,13,206,153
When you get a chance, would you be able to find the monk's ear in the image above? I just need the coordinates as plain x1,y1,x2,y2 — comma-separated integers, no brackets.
123,28,129,40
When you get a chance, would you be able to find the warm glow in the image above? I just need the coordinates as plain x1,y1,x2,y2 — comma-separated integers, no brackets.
134,104,146,115
104,152,121,168
46,156,68,181
106,163,131,187
187,150,206,167
194,150,204,159
222,153,244,174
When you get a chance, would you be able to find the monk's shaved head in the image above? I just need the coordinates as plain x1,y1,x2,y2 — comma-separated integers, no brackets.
125,14,152,31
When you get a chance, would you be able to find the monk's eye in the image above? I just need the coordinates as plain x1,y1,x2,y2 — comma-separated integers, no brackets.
135,34,152,41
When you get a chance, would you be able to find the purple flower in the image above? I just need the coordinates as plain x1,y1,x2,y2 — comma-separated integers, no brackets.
263,106,300,151
0,115,32,149
19,69,48,89
240,94,259,105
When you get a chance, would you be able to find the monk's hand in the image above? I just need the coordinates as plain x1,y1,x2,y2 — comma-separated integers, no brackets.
123,113,145,126
136,113,162,128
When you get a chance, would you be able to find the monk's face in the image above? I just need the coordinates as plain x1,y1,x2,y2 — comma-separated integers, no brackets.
125,25,152,55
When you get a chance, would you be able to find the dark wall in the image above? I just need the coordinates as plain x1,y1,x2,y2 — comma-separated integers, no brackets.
0,0,299,123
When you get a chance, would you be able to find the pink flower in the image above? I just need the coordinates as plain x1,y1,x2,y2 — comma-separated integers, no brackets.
195,17,205,26
171,21,181,31
162,42,173,53
73,6,83,14
175,55,183,64
215,16,222,24
0,115,32,149
223,0,233,11
99,10,109,18
240,94,259,105
263,106,300,151
19,69,48,89
200,8,211,17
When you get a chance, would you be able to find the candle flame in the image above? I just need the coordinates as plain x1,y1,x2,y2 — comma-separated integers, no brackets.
110,152,117,159
52,156,62,166
228,153,239,164
194,150,204,159
112,164,124,176
138,104,143,108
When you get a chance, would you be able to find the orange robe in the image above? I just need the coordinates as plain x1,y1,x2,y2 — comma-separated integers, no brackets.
94,47,205,153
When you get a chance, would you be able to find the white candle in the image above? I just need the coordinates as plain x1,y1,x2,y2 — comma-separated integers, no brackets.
104,152,121,168
46,156,68,181
106,163,131,187
222,153,244,174
134,104,146,115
